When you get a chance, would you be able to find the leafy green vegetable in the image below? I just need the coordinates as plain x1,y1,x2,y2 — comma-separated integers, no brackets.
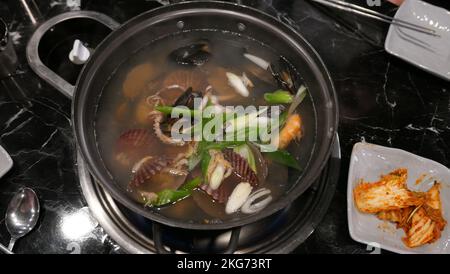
229,109,287,142
265,150,301,170
254,143,277,153
200,141,246,151
264,90,293,104
229,112,285,145
188,152,202,171
201,150,212,178
146,177,202,207
155,106,199,117
179,177,202,192
233,144,257,172
152,189,190,206
224,108,267,133
189,141,207,174
279,111,288,128
233,126,260,142
200,119,223,143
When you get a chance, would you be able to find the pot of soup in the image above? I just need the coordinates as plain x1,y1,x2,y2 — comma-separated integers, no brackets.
27,1,338,252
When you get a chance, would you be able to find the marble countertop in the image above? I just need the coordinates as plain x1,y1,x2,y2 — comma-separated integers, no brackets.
0,0,449,254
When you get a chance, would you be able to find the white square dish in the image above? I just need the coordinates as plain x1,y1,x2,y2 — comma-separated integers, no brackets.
385,0,450,81
0,145,13,179
347,142,450,254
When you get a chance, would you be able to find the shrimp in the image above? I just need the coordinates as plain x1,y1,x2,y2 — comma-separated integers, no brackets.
272,113,302,149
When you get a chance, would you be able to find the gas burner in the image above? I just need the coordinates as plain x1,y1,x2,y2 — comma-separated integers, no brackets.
78,135,340,254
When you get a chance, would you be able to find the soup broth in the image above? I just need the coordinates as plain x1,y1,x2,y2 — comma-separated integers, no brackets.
96,30,315,224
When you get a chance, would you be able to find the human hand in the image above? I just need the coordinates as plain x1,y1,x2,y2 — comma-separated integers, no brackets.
388,0,405,5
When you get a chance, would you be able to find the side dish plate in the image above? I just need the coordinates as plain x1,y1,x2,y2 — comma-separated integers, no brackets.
385,0,450,81
347,142,450,254
0,145,13,179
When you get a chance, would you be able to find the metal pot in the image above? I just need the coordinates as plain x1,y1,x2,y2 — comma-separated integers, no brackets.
27,1,338,252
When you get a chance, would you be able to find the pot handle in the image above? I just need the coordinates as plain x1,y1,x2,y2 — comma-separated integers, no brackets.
152,222,241,254
26,11,120,98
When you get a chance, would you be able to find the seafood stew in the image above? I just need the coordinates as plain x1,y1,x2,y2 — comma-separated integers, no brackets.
95,30,317,224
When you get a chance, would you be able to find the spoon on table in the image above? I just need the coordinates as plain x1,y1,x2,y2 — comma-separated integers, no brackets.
4,187,40,253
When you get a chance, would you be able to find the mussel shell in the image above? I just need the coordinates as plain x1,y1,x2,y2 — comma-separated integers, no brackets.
269,57,299,94
169,43,211,66
173,87,203,109
159,87,201,133
180,51,209,66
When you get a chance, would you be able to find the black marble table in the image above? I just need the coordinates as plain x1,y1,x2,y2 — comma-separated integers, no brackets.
0,0,449,254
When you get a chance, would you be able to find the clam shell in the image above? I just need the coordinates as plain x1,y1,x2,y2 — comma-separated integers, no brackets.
116,128,153,149
223,149,258,186
115,129,154,167
123,63,155,99
130,156,170,187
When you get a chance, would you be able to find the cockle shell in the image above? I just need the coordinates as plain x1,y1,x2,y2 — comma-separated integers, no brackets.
116,128,153,148
223,149,258,186
130,156,170,187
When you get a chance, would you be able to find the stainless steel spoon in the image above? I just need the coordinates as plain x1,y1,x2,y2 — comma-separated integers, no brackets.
5,187,40,252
